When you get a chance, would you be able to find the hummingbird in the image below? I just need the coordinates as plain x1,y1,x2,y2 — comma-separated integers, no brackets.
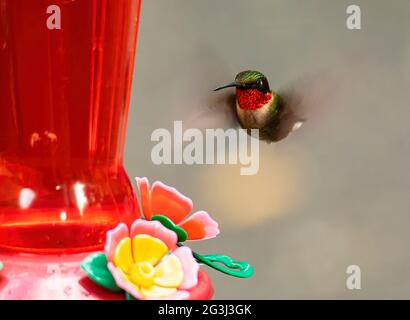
214,70,304,143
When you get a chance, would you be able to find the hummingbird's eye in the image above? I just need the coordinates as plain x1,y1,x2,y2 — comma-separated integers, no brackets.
257,80,263,87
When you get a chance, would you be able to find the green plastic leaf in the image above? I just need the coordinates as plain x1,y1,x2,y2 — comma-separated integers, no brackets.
192,252,254,278
81,253,122,292
125,292,138,300
151,215,188,242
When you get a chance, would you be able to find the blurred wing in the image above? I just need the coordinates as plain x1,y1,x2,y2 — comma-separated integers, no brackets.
272,71,341,142
180,46,240,131
278,71,340,122
185,91,239,130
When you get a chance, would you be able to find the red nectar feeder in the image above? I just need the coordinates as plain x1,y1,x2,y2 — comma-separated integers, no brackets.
0,0,212,299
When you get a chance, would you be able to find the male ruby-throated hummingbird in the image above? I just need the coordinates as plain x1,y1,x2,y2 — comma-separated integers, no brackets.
214,70,304,143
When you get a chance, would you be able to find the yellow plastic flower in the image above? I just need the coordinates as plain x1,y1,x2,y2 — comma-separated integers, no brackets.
105,220,199,300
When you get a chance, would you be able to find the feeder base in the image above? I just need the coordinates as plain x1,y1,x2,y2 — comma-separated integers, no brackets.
0,251,213,300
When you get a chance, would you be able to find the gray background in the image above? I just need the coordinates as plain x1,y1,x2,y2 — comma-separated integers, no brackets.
125,0,410,299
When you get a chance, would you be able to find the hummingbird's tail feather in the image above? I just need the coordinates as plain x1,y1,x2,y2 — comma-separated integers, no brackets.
254,102,305,143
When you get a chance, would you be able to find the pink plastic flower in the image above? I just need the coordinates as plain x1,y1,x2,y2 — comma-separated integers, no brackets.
135,177,220,241
105,220,200,300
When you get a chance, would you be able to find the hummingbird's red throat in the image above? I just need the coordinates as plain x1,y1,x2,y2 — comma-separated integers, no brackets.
236,89,272,110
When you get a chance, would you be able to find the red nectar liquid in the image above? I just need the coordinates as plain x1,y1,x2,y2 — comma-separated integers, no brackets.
0,0,142,252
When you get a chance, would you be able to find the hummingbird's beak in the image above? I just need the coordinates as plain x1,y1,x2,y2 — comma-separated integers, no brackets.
213,81,243,91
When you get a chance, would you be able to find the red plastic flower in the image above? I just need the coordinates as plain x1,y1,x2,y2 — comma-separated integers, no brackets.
135,177,219,241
